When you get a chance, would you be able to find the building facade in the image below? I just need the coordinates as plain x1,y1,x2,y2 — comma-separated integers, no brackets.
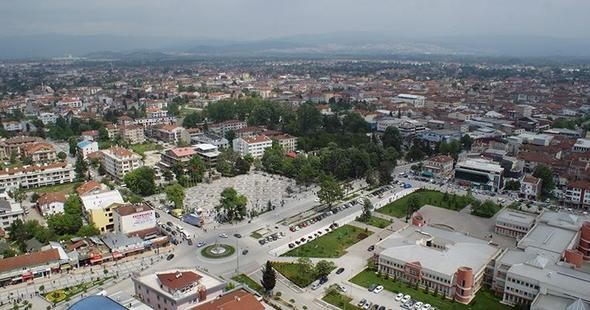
232,135,272,159
0,162,75,191
454,158,504,192
101,147,142,181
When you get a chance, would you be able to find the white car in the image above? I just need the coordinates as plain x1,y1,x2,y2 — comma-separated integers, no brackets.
421,304,431,310
337,284,347,292
401,295,411,303
395,293,404,301
373,285,384,294
219,233,228,238
362,303,370,310
414,301,423,309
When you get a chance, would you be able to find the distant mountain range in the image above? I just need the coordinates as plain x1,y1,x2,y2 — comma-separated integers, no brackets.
1,33,589,60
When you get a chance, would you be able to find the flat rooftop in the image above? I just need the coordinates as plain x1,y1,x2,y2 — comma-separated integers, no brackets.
456,158,504,173
496,209,537,226
377,225,500,276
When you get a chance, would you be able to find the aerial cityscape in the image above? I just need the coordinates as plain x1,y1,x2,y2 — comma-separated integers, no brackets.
0,1,589,310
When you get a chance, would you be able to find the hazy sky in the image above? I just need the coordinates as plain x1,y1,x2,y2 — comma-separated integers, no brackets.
1,0,588,40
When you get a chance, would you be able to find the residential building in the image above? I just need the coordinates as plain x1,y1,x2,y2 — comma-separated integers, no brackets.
564,180,590,209
113,203,157,235
150,125,190,145
2,121,23,132
190,133,229,149
194,144,220,168
160,147,196,171
269,134,298,152
0,161,75,191
454,158,504,192
423,155,454,179
494,209,536,239
80,190,125,232
101,232,145,258
38,112,58,125
77,140,99,159
76,180,105,196
374,225,501,304
36,192,66,217
520,175,542,199
121,125,146,144
21,142,57,163
133,268,226,310
2,136,41,156
0,193,24,231
81,130,99,141
101,147,142,181
233,135,272,159
208,120,246,136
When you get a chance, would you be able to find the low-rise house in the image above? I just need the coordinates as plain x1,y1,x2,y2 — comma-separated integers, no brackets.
0,193,24,231
423,155,454,179
150,125,190,145
76,180,105,196
113,203,157,235
160,147,196,171
564,180,590,209
37,192,66,217
2,121,23,132
0,248,63,286
80,190,125,232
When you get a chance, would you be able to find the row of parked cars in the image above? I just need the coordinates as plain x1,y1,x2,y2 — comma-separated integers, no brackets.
258,232,285,245
359,285,437,310
287,223,340,248
289,199,359,232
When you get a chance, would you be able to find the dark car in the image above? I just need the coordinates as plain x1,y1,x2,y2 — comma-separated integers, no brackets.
155,212,160,218
288,243,295,248
187,239,193,246
378,306,385,310
336,267,345,274
367,245,375,251
166,221,173,227
368,283,378,291
258,239,266,245
319,276,328,285
166,254,175,260
234,233,242,238
242,249,249,255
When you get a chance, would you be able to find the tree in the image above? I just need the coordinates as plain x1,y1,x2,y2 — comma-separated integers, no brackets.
77,224,100,237
472,200,499,218
225,130,236,145
215,187,248,222
297,103,322,134
235,157,251,174
533,165,554,198
64,195,82,216
315,260,336,279
297,257,313,275
74,154,88,181
460,134,474,150
317,175,344,207
261,261,276,293
382,127,403,152
406,195,421,220
9,150,17,164
124,167,157,196
182,111,203,128
57,151,67,160
8,188,26,203
68,137,78,156
504,180,521,191
162,170,174,182
47,213,82,236
358,198,373,222
165,184,186,209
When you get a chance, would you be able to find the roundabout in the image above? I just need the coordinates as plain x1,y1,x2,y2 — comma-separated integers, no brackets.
201,244,235,259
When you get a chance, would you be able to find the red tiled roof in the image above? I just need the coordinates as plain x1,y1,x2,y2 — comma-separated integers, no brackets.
170,147,196,157
242,135,271,144
76,180,102,195
427,155,454,164
192,289,264,310
567,180,590,190
0,161,69,176
22,142,54,155
157,271,202,290
37,192,66,206
113,203,152,216
0,249,60,273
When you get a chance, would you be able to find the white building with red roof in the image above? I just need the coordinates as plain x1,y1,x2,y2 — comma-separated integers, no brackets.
232,135,272,159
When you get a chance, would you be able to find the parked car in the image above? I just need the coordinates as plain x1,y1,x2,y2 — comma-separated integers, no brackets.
401,295,411,303
233,233,242,238
311,280,321,290
242,249,248,255
358,299,367,307
368,283,378,291
367,245,375,251
219,233,228,238
335,267,345,274
166,254,175,260
395,293,404,301
196,241,206,247
421,304,431,310
414,302,423,309
373,285,384,294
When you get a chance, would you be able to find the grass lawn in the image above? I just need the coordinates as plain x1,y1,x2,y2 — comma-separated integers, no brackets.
272,262,319,288
282,225,372,258
323,290,362,310
45,276,113,303
130,142,163,156
361,216,392,229
377,189,475,218
231,274,263,293
28,182,80,194
350,269,510,310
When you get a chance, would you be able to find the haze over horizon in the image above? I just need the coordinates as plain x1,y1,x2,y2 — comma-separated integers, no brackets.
1,0,589,58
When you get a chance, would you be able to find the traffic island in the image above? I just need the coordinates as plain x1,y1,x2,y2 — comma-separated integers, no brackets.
201,244,235,258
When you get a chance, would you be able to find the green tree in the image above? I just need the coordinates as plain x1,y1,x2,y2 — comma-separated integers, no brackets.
47,213,82,236
317,175,344,207
68,137,78,156
74,154,88,181
57,151,67,160
504,180,521,191
358,198,373,222
9,150,17,164
124,167,157,196
225,130,236,145
261,261,276,293
98,127,109,141
460,134,474,150
64,195,82,216
182,111,203,128
77,223,100,237
235,157,251,174
533,165,554,198
382,127,403,152
472,200,500,218
315,260,336,279
165,184,186,209
297,103,322,134
215,187,248,222
297,257,313,275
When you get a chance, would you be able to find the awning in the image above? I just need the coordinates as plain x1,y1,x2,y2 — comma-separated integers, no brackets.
112,252,123,259
22,272,33,281
61,264,72,270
